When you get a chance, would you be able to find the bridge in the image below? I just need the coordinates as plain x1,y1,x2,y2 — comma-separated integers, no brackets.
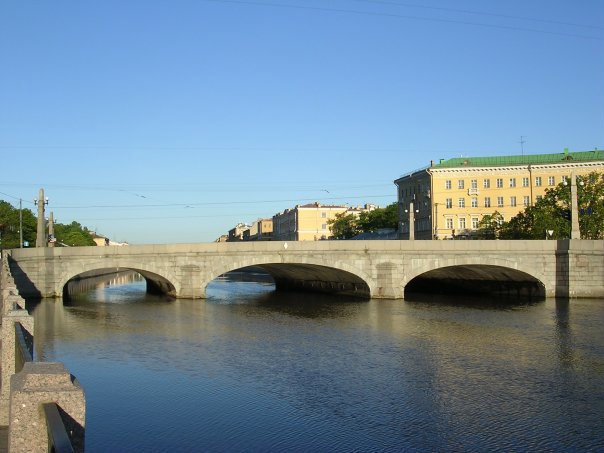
5,239,604,299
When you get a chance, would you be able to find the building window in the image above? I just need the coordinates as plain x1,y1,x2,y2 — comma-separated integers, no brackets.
535,176,542,187
484,197,491,208
523,196,530,207
445,180,451,189
509,178,516,188
496,178,503,188
446,198,452,209
459,217,466,229
497,196,504,207
472,217,479,229
471,198,478,208
321,212,327,218
471,179,478,189
536,195,543,202
548,176,555,186
483,179,490,189
522,177,529,187
458,180,465,189
458,198,465,208
321,224,327,230
510,196,517,207
446,218,453,229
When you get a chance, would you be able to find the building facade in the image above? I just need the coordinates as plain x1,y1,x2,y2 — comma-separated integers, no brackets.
395,149,604,239
242,218,273,241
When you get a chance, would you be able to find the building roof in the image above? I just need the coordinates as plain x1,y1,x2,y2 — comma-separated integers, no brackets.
431,149,603,169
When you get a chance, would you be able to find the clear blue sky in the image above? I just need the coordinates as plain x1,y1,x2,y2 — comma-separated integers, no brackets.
1,0,603,244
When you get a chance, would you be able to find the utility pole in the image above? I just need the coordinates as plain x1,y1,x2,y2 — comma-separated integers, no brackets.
19,199,23,248
34,188,48,248
48,212,55,248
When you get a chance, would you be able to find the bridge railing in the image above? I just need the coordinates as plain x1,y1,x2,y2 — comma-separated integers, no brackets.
15,321,33,373
43,402,76,453
0,250,86,453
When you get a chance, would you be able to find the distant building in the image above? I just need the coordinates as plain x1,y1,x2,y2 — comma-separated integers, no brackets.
272,202,378,241
243,218,273,241
215,235,229,242
90,232,129,246
228,223,251,241
394,148,604,240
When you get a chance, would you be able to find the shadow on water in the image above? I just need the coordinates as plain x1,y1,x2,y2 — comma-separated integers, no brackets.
404,291,546,310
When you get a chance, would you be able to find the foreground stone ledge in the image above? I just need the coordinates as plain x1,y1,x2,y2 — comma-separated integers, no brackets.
9,362,85,453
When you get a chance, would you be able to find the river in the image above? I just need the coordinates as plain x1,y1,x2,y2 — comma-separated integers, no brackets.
28,272,604,453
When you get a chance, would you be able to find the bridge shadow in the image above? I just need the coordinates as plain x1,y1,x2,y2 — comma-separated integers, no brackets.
404,292,544,310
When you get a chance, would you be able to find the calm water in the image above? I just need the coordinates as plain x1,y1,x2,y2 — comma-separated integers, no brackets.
29,274,604,453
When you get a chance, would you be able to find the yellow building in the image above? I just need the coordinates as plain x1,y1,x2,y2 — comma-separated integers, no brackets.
243,218,273,241
394,149,604,239
272,202,350,241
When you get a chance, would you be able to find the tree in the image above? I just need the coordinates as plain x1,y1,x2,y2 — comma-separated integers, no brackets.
357,203,398,232
501,171,604,239
0,201,37,248
54,221,96,246
475,211,504,239
328,212,360,239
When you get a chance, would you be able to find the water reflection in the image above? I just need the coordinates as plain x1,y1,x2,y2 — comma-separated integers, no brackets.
27,273,604,453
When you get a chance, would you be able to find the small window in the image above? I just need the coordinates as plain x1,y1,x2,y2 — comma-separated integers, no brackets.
458,180,465,189
471,198,478,208
471,179,478,189
459,217,466,229
522,177,529,187
510,196,517,207
548,176,555,186
321,223,327,230
536,195,543,202
446,198,452,209
523,196,530,207
535,176,542,187
483,179,490,189
496,178,503,188
472,217,479,229
458,198,465,208
497,196,504,207
484,197,491,208
509,178,516,188
445,180,452,189
446,218,453,229
321,212,327,218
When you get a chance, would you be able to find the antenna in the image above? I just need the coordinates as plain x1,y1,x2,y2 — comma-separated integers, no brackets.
519,136,527,155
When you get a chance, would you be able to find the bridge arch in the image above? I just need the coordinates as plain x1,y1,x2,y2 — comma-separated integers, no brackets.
57,261,178,298
404,259,547,299
203,257,374,299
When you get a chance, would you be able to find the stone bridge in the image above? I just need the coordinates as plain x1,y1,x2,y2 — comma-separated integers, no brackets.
5,239,604,300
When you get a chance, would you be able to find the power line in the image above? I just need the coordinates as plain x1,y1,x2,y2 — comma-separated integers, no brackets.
200,0,604,41
0,191,35,205
345,0,604,31
50,194,395,209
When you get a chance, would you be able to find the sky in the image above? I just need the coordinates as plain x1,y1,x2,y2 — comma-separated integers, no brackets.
1,0,603,244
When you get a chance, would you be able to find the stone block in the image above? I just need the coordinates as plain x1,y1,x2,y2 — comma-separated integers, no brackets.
9,362,85,453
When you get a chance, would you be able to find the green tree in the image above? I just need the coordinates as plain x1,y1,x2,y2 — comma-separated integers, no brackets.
328,212,360,239
357,203,398,232
475,211,504,239
501,171,604,239
54,221,96,246
0,201,37,248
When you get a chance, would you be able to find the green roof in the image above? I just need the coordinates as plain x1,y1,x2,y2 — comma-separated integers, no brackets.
432,149,604,168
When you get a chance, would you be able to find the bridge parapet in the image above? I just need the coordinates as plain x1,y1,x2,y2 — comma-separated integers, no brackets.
0,251,86,452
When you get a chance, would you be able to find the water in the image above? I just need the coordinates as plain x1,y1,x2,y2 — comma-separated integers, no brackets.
29,274,604,453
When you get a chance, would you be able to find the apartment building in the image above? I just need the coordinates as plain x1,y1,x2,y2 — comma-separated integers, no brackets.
394,149,604,239
271,203,349,241
242,218,273,241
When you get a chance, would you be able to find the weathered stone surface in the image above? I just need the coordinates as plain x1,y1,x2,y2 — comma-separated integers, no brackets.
0,310,34,425
5,240,604,299
9,362,85,453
